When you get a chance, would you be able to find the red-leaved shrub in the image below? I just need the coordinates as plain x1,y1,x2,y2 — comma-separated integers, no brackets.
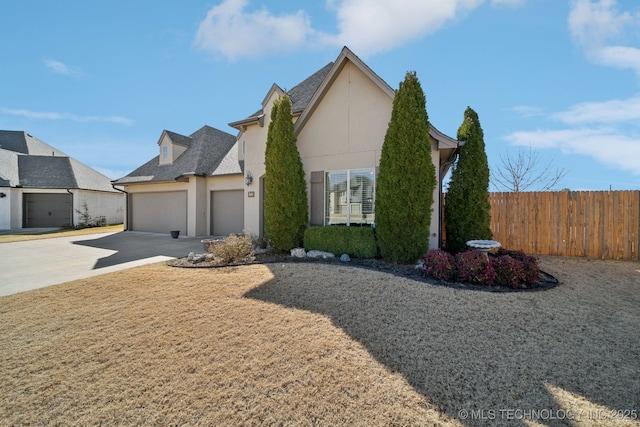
421,248,541,288
454,250,496,285
491,255,525,288
493,248,540,286
421,249,455,281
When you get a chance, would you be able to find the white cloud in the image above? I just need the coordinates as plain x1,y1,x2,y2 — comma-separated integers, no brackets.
194,0,317,60
568,0,640,74
1,108,134,125
505,127,640,174
43,59,84,77
324,0,484,56
551,95,640,124
538,2,640,177
195,0,525,60
491,0,525,6
595,45,640,72
507,95,640,175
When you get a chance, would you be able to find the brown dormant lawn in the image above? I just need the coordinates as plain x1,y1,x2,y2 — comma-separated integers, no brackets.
0,224,124,243
1,256,638,426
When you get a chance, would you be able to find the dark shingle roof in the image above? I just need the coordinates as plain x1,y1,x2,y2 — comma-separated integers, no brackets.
113,125,239,184
289,62,334,113
18,156,78,188
0,130,119,191
164,130,193,147
232,62,334,125
0,130,29,154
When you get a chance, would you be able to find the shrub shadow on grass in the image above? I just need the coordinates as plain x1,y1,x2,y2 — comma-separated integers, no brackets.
245,262,639,427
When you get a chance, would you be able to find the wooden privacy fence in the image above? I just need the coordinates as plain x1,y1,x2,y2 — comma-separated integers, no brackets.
487,191,640,260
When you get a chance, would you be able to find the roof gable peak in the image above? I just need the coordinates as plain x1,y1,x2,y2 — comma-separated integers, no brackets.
262,83,285,109
294,46,395,132
157,130,192,147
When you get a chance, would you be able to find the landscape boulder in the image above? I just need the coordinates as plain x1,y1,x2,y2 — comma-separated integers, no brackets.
307,250,335,259
290,248,307,258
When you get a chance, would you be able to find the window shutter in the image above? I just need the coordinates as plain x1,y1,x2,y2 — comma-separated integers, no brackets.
310,171,324,226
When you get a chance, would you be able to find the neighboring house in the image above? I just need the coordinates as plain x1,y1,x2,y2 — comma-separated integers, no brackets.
0,130,124,230
115,47,460,248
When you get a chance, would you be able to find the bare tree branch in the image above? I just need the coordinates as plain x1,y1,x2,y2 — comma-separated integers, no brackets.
491,146,568,192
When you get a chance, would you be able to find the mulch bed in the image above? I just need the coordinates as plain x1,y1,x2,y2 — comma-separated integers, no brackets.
168,251,559,292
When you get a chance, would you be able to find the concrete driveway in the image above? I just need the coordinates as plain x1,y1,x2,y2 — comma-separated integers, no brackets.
0,231,206,296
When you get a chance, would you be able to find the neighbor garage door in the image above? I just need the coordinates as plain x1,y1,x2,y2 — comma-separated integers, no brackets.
23,193,72,228
130,191,187,234
211,190,244,235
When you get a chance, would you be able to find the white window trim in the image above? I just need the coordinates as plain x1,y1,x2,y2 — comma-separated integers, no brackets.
325,168,375,226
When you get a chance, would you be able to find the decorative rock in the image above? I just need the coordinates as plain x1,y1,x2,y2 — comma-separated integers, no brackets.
290,247,307,258
340,254,351,262
307,250,335,259
187,252,209,263
254,246,271,255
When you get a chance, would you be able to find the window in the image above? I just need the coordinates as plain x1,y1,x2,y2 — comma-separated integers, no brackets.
325,168,375,225
162,145,169,160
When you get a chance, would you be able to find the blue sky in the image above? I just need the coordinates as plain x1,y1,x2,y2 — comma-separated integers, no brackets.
1,0,639,191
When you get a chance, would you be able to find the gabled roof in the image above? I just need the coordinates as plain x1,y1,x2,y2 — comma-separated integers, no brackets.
0,130,119,191
229,62,334,129
113,125,240,184
294,47,395,133
228,46,459,148
289,62,335,114
160,130,193,147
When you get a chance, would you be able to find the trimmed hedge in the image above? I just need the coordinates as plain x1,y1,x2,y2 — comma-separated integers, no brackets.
304,226,377,259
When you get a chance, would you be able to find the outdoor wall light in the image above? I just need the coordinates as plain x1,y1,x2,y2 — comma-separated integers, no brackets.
245,171,253,186
0,192,6,198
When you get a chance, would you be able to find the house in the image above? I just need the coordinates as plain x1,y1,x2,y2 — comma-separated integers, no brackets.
0,130,124,230
113,126,243,237
114,47,460,248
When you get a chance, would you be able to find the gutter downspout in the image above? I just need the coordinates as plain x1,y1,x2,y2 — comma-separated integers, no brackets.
111,184,128,231
66,189,74,228
438,141,465,248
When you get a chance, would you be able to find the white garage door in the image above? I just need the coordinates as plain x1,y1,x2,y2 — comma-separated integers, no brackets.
130,191,187,234
211,190,244,235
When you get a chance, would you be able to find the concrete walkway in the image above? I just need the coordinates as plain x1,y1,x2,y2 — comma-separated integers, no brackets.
0,231,206,296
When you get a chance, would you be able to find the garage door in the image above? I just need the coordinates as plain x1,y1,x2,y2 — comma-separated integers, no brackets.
23,193,72,228
211,190,244,235
130,191,187,234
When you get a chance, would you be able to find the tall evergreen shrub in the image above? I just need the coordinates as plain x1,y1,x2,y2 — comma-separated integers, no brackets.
444,106,492,253
376,71,436,263
264,95,308,251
